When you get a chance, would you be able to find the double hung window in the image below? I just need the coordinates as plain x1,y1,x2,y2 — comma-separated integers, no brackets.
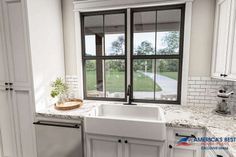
81,4,185,104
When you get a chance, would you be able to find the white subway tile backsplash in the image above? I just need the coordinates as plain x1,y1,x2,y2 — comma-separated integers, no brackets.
187,76,235,107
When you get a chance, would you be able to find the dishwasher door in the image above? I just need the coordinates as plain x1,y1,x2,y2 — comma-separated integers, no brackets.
34,121,83,157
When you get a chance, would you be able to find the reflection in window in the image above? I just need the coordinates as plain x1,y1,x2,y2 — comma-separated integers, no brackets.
85,35,96,56
105,34,125,56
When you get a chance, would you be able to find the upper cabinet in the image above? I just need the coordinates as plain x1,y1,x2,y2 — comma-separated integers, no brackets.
212,0,236,81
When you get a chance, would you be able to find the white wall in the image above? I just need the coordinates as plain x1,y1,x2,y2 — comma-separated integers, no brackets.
27,0,65,111
189,0,215,76
62,0,77,75
62,0,216,77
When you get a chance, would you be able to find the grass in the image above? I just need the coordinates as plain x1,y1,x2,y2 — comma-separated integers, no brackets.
159,72,178,80
133,72,161,92
86,71,161,92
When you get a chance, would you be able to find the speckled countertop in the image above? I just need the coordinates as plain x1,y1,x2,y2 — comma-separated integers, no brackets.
36,101,98,120
36,101,236,156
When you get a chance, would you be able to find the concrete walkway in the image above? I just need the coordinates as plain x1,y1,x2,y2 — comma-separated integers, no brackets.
142,72,177,94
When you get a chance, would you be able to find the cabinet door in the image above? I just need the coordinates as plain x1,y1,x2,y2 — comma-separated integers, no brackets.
2,0,32,88
0,2,17,157
1,1,37,157
0,1,9,87
226,0,236,80
86,134,122,157
10,89,36,157
167,144,201,157
124,138,165,157
205,150,215,157
167,127,203,157
0,87,17,157
212,0,232,78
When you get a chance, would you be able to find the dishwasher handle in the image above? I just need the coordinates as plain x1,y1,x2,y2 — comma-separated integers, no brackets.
33,121,81,129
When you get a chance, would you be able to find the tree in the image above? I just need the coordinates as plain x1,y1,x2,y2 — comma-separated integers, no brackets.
111,35,125,55
133,41,155,72
157,31,179,55
136,41,154,55
156,32,180,72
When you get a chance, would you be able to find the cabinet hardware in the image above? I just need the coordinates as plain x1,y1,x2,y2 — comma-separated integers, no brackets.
169,145,172,149
124,140,128,143
118,139,121,143
33,121,81,128
9,88,13,91
5,83,8,85
216,155,223,157
5,88,9,91
220,74,228,77
9,83,13,85
175,133,196,138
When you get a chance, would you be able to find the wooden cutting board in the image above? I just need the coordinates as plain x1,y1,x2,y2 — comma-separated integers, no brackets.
54,99,83,111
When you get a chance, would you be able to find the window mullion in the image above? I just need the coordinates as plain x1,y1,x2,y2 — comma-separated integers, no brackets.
127,8,131,89
153,10,157,100
102,14,106,97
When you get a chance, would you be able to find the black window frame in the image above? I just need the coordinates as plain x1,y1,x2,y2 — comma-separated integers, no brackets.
130,4,185,104
81,9,128,101
80,4,185,104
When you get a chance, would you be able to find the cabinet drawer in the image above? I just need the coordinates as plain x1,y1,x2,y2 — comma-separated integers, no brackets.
167,127,204,142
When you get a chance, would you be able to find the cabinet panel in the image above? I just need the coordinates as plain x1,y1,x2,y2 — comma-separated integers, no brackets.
167,127,203,157
227,0,236,80
12,90,36,157
170,146,196,157
2,0,31,87
124,139,164,157
0,88,17,157
0,3,8,86
212,0,231,78
92,140,118,157
86,135,122,157
128,143,159,157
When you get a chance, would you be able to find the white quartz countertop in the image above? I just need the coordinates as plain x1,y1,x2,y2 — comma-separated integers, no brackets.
35,101,236,156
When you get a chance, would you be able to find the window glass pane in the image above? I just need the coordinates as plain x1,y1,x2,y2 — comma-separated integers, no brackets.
133,11,156,55
105,14,125,56
85,60,105,97
105,60,125,98
155,59,179,101
84,15,103,56
133,59,156,99
156,9,181,55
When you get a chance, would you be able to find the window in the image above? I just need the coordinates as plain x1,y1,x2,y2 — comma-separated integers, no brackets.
81,5,185,103
131,5,185,103
81,10,127,101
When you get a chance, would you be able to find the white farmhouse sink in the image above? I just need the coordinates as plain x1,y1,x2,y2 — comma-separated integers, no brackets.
84,104,166,141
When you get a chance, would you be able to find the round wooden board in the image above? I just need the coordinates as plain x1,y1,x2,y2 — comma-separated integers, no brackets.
54,99,83,111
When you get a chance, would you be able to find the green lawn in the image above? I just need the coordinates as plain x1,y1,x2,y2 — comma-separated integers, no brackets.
86,71,161,92
159,72,178,80
133,72,161,92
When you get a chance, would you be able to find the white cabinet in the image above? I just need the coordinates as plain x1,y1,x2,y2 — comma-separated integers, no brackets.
212,0,236,81
124,138,164,157
86,135,122,157
167,127,204,157
86,134,165,157
0,0,36,157
205,149,230,157
226,0,236,80
204,131,230,157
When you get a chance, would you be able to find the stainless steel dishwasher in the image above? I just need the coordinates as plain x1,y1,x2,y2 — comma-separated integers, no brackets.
34,121,83,157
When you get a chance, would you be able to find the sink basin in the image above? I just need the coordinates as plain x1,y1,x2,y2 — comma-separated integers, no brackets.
84,104,166,141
